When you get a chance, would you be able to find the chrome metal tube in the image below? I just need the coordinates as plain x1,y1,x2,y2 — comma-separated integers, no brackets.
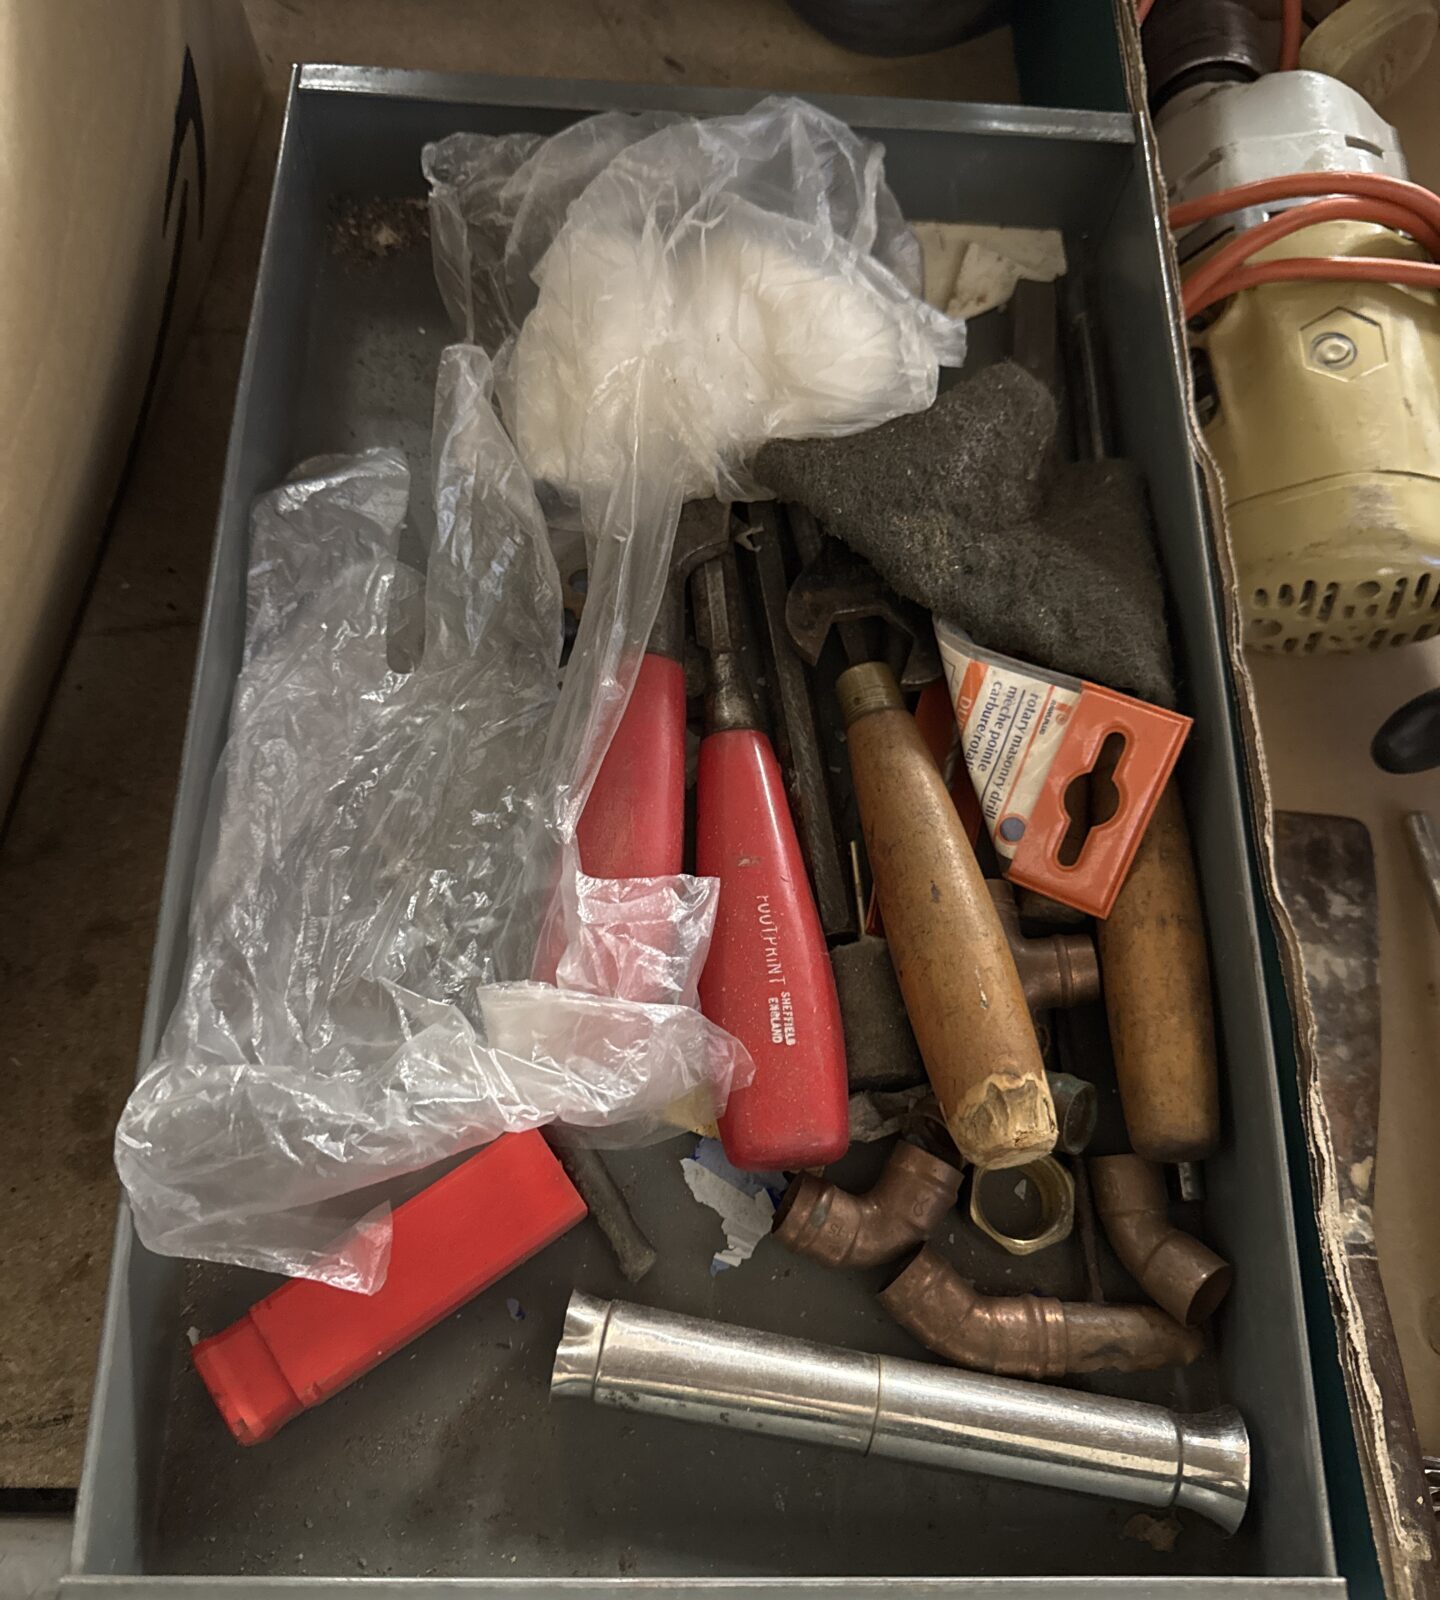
552,1292,1250,1534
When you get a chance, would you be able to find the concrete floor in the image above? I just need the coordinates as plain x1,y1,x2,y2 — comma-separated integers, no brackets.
0,0,1018,1495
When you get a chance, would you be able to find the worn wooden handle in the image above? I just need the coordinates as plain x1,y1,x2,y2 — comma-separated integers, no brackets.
1096,781,1221,1163
841,663,1056,1169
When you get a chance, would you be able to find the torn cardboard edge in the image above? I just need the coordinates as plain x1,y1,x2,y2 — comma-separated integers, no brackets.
1264,825,1438,1600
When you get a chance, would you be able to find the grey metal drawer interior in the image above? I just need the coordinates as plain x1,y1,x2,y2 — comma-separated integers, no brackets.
66,68,1340,1595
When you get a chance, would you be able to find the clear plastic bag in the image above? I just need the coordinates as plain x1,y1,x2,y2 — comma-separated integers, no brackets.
115,347,746,1291
118,101,964,1294
424,97,961,506
425,112,686,350
425,94,965,865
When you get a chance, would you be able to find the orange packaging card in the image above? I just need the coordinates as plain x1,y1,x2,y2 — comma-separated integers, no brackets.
935,623,1191,918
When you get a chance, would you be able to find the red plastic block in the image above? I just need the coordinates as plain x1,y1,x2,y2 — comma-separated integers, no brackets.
192,1130,586,1444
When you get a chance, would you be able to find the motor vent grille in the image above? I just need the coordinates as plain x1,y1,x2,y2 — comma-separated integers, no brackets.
1247,569,1440,653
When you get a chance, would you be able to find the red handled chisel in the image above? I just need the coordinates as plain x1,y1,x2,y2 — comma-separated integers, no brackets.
575,652,687,878
576,502,733,881
691,540,849,1172
539,507,738,1281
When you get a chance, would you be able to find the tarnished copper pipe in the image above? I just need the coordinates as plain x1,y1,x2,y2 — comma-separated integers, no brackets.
1046,1071,1098,1155
988,880,1101,1013
1089,1154,1233,1327
880,1246,1204,1379
773,1143,963,1269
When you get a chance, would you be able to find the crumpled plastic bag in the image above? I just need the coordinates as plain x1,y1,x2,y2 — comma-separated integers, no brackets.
425,97,963,506
116,100,966,1296
424,95,965,882
115,347,748,1291
426,111,686,351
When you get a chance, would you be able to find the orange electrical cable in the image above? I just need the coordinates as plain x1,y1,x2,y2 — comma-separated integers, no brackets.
1184,255,1440,319
1279,0,1304,68
1160,12,1440,323
1170,172,1440,234
1181,195,1440,315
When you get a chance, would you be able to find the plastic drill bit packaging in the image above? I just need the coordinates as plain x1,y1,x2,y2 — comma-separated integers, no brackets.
935,623,1190,918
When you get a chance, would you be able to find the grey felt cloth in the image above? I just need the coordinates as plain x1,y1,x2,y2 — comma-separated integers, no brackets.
754,362,1177,707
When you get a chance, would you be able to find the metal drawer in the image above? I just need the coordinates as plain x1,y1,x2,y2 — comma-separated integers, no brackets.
67,67,1340,1596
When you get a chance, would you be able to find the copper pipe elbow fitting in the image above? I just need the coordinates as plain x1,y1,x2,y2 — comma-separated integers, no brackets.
880,1246,1204,1379
773,1142,963,1269
988,880,1101,1013
1089,1153,1233,1327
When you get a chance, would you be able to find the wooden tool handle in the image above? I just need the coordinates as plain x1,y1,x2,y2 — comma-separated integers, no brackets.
840,663,1056,1169
1096,781,1220,1163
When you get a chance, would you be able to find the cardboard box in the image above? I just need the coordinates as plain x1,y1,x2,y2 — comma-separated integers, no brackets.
0,0,261,816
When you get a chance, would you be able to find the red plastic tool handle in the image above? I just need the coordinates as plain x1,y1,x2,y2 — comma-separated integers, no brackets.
696,729,849,1171
577,652,687,880
192,1131,586,1444
532,651,686,989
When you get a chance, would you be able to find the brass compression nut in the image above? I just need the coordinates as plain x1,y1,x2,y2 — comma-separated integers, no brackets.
969,1155,1075,1257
